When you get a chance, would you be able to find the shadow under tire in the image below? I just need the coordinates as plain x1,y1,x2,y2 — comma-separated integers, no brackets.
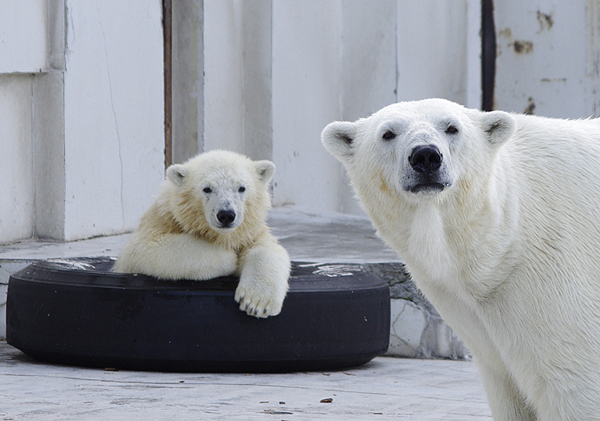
7,258,390,373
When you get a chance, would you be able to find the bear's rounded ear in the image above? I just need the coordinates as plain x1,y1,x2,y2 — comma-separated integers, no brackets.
321,121,357,161
166,164,188,186
480,111,516,146
255,160,276,183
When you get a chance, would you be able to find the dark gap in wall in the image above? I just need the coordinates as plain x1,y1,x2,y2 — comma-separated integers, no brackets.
481,0,496,111
163,0,173,169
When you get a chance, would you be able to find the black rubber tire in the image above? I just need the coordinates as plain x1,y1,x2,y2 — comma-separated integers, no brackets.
6,258,390,373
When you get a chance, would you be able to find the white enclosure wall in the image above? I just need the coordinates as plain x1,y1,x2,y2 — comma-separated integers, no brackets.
200,0,479,215
0,75,34,243
494,1,600,118
271,1,344,211
0,0,165,243
62,1,165,240
203,0,272,161
7,0,599,244
396,0,480,107
0,0,479,243
0,0,46,243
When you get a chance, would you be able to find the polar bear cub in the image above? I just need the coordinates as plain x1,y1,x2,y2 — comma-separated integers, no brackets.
113,150,290,318
322,99,600,420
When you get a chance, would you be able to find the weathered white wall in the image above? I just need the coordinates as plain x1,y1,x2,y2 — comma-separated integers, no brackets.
396,0,474,105
0,0,164,243
0,76,35,243
494,2,600,118
0,0,46,243
203,1,245,154
171,0,204,164
0,0,490,243
271,0,344,211
271,0,477,213
203,0,273,161
200,0,478,214
0,1,48,73
62,1,165,240
341,0,398,122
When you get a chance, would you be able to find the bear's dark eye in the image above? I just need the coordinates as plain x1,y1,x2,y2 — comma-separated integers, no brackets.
203,187,212,194
238,186,246,193
445,125,459,135
382,130,396,141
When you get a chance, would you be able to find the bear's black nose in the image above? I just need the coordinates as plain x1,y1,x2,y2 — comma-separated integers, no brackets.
217,210,236,227
409,145,443,174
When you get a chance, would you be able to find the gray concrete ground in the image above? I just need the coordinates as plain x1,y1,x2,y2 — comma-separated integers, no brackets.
0,206,491,420
0,342,491,420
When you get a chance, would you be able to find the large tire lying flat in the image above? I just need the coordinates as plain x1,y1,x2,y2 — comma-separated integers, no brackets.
6,258,390,373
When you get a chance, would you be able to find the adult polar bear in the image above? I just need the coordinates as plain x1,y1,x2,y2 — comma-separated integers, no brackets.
322,99,600,420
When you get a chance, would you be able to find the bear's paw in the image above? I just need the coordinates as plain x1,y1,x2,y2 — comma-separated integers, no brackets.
234,282,286,318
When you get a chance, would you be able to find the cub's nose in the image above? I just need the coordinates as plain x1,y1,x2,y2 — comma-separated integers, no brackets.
217,210,236,227
409,145,443,174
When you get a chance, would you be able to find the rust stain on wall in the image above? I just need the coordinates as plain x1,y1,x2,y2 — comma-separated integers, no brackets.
537,11,554,31
524,97,536,115
513,40,533,54
498,27,512,38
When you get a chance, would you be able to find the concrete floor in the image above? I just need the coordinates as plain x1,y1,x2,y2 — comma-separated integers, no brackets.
0,341,491,420
0,206,491,420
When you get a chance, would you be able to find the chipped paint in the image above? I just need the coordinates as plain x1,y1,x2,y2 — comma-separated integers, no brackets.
537,11,554,31
513,40,533,54
524,97,536,115
498,27,512,38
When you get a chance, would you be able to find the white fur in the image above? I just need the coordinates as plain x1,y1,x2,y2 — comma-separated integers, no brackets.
113,150,290,318
322,98,600,420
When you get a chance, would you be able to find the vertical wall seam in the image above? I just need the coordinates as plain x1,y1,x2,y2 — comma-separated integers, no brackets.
30,74,36,240
163,0,172,168
395,0,399,102
269,0,274,163
481,0,496,111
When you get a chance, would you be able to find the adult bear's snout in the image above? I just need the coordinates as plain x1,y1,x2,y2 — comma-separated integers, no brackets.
409,145,443,174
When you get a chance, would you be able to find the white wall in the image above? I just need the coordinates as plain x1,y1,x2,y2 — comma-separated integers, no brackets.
0,0,48,73
396,0,471,104
0,0,165,243
203,0,273,161
271,0,344,211
494,2,599,118
270,0,478,213
198,0,479,215
0,0,46,243
0,0,493,243
171,0,204,164
203,1,245,154
0,76,34,243
62,1,165,240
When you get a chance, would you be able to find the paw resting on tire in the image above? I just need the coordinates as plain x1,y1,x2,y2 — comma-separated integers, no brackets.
234,283,286,318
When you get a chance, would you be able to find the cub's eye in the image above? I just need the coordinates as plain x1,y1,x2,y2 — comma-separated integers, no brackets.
238,186,246,193
203,187,212,194
445,125,459,135
382,130,396,141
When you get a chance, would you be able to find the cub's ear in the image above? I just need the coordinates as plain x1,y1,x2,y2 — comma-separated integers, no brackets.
480,111,516,145
321,121,357,161
166,164,188,186
255,160,276,183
